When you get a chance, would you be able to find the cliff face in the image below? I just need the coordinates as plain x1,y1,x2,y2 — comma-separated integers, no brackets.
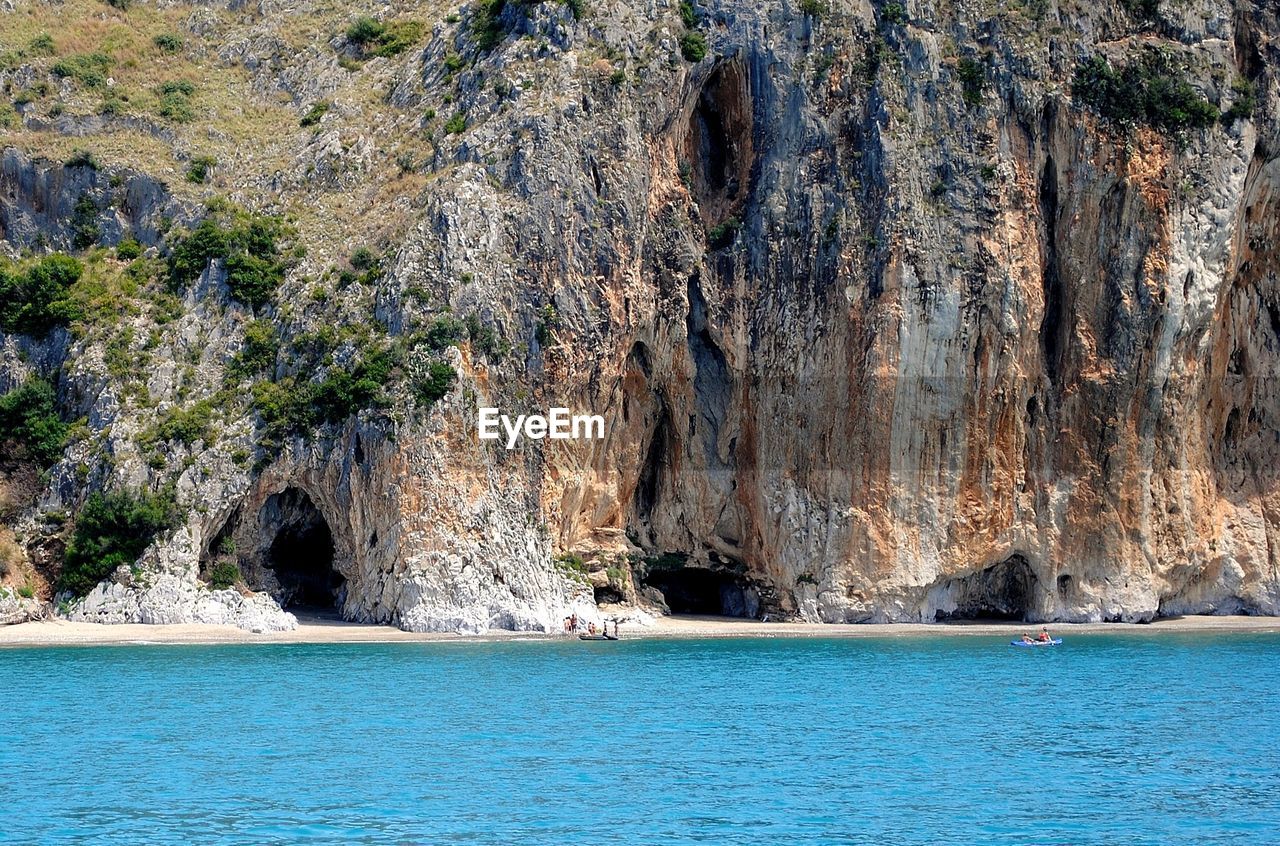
1,0,1278,630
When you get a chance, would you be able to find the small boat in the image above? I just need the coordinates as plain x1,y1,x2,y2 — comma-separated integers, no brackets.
1011,638,1062,647
578,633,618,641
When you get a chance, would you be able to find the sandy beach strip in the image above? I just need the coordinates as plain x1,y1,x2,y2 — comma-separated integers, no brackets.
1,613,1278,648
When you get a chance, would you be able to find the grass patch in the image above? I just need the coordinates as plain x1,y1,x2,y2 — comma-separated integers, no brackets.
155,79,197,123
300,100,330,127
52,52,113,89
345,17,425,58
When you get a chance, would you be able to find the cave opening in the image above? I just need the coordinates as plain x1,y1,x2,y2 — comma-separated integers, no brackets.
263,488,344,612
594,583,626,605
1039,154,1065,386
934,555,1037,622
682,59,753,225
642,565,756,617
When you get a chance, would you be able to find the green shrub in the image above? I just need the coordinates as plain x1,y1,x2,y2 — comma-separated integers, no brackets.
52,53,112,89
224,252,283,307
345,17,425,57
679,31,707,62
346,16,386,44
27,33,55,56
115,238,143,261
444,112,466,134
153,33,183,54
957,57,986,107
473,0,509,51
707,216,741,249
372,21,425,57
71,194,100,250
186,155,216,184
207,560,240,590
0,254,83,335
881,2,907,25
104,0,131,10
167,205,294,308
60,489,177,597
422,314,466,351
307,344,398,425
0,104,16,130
232,319,279,376
1222,78,1256,124
0,378,69,467
679,0,698,28
155,80,197,123
1072,51,1219,135
1121,0,1159,23
252,342,400,437
798,0,826,17
553,551,589,583
158,78,195,97
145,400,215,447
466,312,506,360
534,303,560,346
251,378,306,440
64,150,99,170
300,100,330,127
413,361,456,406
349,247,378,271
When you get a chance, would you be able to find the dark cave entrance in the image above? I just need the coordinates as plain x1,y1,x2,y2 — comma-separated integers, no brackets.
934,555,1037,622
593,583,626,605
263,488,344,612
642,564,756,617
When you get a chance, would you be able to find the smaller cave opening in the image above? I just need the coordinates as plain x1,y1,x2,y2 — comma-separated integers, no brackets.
642,564,756,617
934,555,1037,622
263,489,344,612
594,584,625,604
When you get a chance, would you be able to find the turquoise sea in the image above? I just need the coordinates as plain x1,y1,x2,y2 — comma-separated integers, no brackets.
1,633,1277,844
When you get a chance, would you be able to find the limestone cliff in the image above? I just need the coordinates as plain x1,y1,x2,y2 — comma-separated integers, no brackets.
1,0,1278,630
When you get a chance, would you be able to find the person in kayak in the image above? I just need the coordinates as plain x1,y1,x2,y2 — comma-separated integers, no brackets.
1037,627,1052,642
1020,633,1036,643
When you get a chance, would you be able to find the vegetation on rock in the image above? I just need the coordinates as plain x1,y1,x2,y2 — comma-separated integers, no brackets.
0,378,70,468
0,254,82,335
1072,51,1219,135
167,201,295,308
60,489,177,597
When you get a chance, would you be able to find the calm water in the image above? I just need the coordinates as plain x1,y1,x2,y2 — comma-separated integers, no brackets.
1,633,1277,844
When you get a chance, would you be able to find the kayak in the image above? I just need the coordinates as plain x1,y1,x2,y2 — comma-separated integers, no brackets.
579,634,618,641
1011,638,1062,647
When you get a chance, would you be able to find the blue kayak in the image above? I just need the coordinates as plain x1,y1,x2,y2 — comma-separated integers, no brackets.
1011,638,1062,647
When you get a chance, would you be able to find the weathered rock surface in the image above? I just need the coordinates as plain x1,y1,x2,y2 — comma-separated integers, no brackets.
2,0,1279,630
